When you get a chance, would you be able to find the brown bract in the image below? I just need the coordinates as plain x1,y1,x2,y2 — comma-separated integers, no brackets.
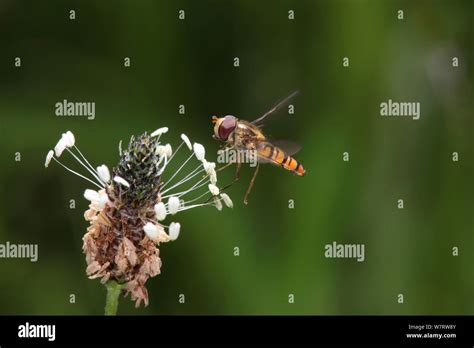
82,199,167,307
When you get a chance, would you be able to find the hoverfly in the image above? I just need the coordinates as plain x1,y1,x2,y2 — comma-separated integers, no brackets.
212,91,306,204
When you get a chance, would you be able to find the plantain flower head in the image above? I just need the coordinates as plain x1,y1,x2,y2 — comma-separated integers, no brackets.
45,129,231,307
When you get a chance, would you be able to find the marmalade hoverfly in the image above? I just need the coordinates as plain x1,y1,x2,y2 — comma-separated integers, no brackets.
212,91,306,204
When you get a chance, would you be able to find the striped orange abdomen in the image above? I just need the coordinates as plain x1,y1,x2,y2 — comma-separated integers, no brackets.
258,143,306,176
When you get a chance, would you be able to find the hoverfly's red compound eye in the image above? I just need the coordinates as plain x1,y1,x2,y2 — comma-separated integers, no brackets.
218,116,237,140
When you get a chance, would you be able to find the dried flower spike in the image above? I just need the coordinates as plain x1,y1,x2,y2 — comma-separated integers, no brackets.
45,129,231,309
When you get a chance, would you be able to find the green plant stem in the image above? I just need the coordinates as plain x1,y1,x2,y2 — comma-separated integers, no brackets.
104,281,123,315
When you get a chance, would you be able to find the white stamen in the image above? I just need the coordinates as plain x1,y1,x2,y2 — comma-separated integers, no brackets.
204,160,217,184
181,134,192,150
72,145,101,177
170,178,209,199
161,167,208,198
214,197,223,211
160,153,194,191
143,222,161,241
165,144,172,158
65,131,75,147
113,176,130,188
154,202,167,221
49,128,227,220
176,203,209,211
52,157,103,189
45,150,54,168
168,196,180,215
157,154,168,176
221,193,233,208
167,142,183,163
156,145,167,157
54,138,67,157
169,222,181,241
158,230,171,242
98,191,109,209
60,133,70,148
156,144,172,159
181,189,213,205
203,160,216,174
84,189,100,202
208,183,219,196
210,171,217,185
160,168,208,199
151,127,169,137
193,143,205,161
176,164,203,185
64,148,104,187
97,165,111,183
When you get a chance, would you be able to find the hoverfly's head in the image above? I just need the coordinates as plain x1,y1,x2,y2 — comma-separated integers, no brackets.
212,115,237,141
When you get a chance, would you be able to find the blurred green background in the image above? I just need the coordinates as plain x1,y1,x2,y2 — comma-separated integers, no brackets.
0,0,472,315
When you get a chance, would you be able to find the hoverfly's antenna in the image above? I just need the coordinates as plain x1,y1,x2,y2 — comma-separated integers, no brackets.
212,116,218,123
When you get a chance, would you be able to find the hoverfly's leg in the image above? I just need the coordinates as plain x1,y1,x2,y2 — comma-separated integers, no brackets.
235,161,241,179
243,163,260,205
219,162,241,192
205,162,241,203
214,145,234,173
215,161,234,173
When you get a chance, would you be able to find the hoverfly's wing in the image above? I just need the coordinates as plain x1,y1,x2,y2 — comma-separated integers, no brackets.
270,139,301,156
251,91,299,127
